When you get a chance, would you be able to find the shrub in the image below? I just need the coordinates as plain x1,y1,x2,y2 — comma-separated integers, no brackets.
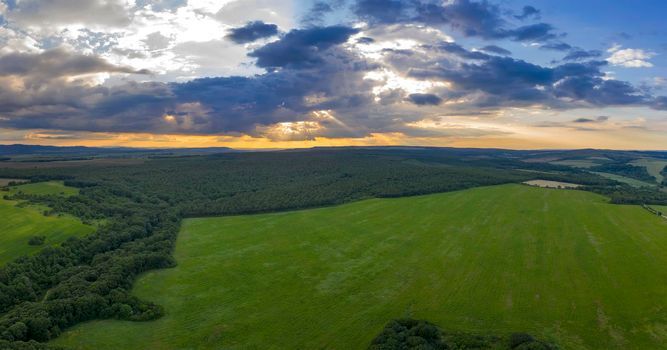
369,319,447,350
509,333,535,348
27,236,46,246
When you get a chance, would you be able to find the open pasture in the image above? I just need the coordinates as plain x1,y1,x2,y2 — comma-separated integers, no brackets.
54,184,667,350
592,171,656,188
523,179,580,188
631,158,667,183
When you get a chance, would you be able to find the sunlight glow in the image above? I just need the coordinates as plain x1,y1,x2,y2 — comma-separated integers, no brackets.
364,69,448,98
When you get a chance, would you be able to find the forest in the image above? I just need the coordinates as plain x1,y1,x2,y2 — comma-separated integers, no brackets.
0,148,665,349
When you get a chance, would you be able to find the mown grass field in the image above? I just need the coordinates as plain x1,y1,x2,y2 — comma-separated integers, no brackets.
631,158,667,183
0,182,92,264
649,205,667,215
54,184,667,349
592,171,656,188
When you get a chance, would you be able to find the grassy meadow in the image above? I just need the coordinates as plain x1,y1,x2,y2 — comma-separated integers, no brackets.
592,171,656,188
0,181,92,264
8,180,80,196
54,184,667,350
550,159,600,168
649,205,667,216
631,159,667,183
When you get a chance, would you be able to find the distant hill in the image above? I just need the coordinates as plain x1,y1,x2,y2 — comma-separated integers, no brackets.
0,144,665,159
0,144,241,156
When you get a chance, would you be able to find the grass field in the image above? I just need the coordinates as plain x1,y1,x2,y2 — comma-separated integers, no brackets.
54,184,667,350
8,180,79,196
0,182,92,264
523,180,580,188
592,172,656,188
631,158,667,183
649,205,667,216
550,159,600,168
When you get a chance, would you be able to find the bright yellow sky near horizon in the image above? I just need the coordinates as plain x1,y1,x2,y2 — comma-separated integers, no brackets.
2,124,666,150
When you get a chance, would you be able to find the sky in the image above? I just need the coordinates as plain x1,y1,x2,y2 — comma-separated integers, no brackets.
0,0,665,150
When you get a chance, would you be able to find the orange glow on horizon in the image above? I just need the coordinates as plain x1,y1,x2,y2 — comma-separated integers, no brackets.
1,125,666,151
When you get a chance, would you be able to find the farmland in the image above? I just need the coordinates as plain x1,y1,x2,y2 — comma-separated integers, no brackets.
523,179,580,188
592,172,655,188
631,158,667,183
54,184,667,350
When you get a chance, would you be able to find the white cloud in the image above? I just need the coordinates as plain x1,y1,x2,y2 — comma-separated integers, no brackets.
0,0,294,82
215,0,295,29
7,0,133,30
607,45,655,68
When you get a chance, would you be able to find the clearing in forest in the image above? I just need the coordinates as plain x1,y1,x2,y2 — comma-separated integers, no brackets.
523,179,580,188
0,182,93,264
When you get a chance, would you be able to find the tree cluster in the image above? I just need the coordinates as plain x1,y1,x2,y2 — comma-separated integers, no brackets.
368,319,558,350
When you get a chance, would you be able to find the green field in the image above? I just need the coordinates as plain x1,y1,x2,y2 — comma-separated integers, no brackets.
54,184,667,349
631,159,667,183
551,159,600,168
592,172,656,188
8,180,79,196
649,206,667,216
0,182,92,264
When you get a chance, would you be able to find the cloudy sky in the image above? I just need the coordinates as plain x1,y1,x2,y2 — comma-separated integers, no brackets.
0,0,665,149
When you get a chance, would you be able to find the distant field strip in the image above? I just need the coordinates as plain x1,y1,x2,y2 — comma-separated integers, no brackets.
0,178,27,186
631,158,667,183
649,205,667,217
550,159,599,168
55,185,667,350
523,180,580,188
592,172,656,188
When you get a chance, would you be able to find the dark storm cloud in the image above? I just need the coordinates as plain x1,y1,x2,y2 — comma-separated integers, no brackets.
353,0,557,42
408,93,443,105
301,0,346,25
572,116,609,123
563,49,602,61
248,25,359,69
540,42,572,51
0,65,373,136
0,27,375,137
407,44,647,109
480,45,511,56
356,37,375,44
653,96,667,110
509,23,555,41
0,48,149,80
226,21,279,44
435,42,490,60
514,5,540,20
